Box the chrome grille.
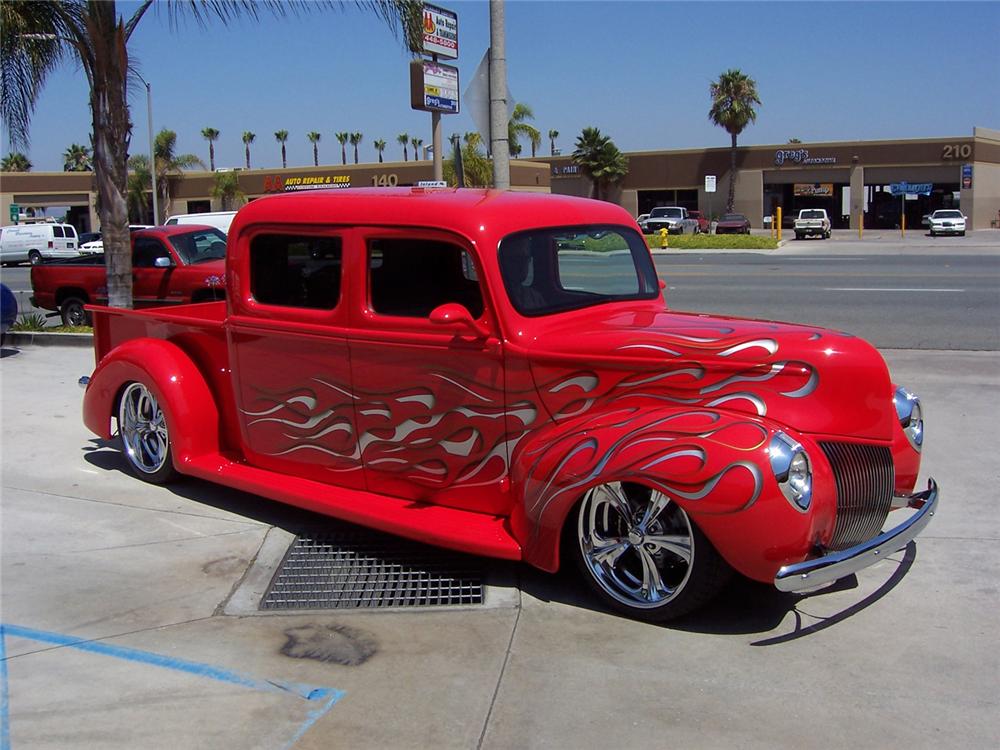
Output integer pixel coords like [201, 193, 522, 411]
[819, 441, 894, 550]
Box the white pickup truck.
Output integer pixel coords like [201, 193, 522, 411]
[794, 209, 831, 240]
[644, 206, 700, 235]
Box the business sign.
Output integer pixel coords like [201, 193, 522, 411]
[9, 203, 19, 222]
[774, 148, 836, 166]
[422, 4, 458, 59]
[704, 175, 717, 193]
[890, 181, 932, 197]
[263, 175, 350, 193]
[417, 180, 448, 188]
[794, 183, 834, 197]
[410, 60, 459, 113]
[962, 164, 973, 189]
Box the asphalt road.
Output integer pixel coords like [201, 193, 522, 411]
[656, 251, 1000, 350]
[5, 241, 999, 347]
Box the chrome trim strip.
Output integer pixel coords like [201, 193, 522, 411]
[774, 479, 938, 593]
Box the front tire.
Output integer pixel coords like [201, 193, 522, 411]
[572, 481, 730, 621]
[28, 250, 42, 265]
[117, 381, 177, 484]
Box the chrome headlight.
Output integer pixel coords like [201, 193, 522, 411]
[894, 386, 923, 452]
[769, 432, 812, 512]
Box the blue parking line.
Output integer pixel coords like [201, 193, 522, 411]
[1, 625, 10, 750]
[0, 623, 344, 749]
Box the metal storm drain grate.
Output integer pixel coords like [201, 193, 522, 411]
[260, 529, 485, 610]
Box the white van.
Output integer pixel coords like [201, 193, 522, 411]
[164, 211, 236, 234]
[0, 222, 80, 265]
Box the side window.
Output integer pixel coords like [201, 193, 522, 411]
[250, 233, 342, 310]
[134, 238, 170, 268]
[64, 225, 77, 238]
[368, 238, 484, 318]
[53, 226, 65, 238]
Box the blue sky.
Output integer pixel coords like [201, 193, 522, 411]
[7, 0, 1000, 172]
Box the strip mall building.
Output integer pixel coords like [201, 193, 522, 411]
[2, 126, 998, 231]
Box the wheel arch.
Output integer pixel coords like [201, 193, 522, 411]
[83, 337, 220, 469]
[56, 287, 90, 306]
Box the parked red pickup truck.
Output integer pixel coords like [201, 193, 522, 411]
[81, 189, 937, 621]
[31, 225, 227, 325]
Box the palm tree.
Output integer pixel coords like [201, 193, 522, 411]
[1, 152, 32, 171]
[548, 129, 559, 156]
[154, 128, 204, 222]
[1, 0, 418, 310]
[708, 68, 761, 212]
[373, 138, 387, 163]
[307, 131, 321, 166]
[336, 132, 349, 165]
[211, 170, 246, 211]
[63, 143, 92, 171]
[349, 132, 363, 164]
[397, 133, 410, 161]
[242, 131, 256, 169]
[571, 127, 629, 201]
[126, 153, 151, 223]
[201, 127, 220, 171]
[443, 132, 491, 187]
[274, 130, 289, 168]
[508, 103, 540, 159]
[410, 137, 423, 160]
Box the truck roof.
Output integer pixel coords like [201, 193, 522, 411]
[228, 188, 636, 240]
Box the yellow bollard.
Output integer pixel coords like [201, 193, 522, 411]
[776, 207, 783, 242]
[901, 211, 906, 239]
[659, 228, 669, 249]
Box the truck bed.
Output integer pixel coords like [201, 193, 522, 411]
[90, 300, 228, 363]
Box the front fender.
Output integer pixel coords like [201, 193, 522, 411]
[83, 338, 220, 470]
[509, 404, 837, 579]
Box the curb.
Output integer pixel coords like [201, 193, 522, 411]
[3, 331, 93, 348]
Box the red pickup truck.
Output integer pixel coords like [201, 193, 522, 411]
[31, 225, 227, 325]
[80, 188, 937, 621]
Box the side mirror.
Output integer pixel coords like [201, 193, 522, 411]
[430, 303, 489, 338]
[154, 257, 172, 268]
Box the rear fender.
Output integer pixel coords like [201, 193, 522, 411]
[83, 338, 220, 469]
[508, 404, 834, 575]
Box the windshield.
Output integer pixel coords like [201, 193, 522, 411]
[168, 227, 228, 264]
[800, 210, 825, 219]
[650, 208, 683, 218]
[498, 225, 659, 316]
[933, 210, 963, 218]
[722, 214, 746, 222]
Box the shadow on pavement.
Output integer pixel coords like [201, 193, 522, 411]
[82, 438, 918, 638]
[518, 542, 917, 641]
[1, 345, 21, 358]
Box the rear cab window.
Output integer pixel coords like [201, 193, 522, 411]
[249, 233, 343, 311]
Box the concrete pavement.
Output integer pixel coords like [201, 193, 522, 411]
[2, 344, 998, 749]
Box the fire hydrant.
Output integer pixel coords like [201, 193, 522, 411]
[659, 228, 669, 249]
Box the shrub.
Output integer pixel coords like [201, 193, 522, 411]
[645, 234, 778, 250]
[11, 313, 46, 331]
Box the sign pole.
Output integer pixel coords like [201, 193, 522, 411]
[431, 52, 443, 181]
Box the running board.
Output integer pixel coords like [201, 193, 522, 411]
[183, 455, 522, 561]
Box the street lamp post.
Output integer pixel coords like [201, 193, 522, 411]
[134, 73, 158, 224]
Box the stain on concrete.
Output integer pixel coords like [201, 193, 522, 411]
[280, 624, 377, 666]
[202, 556, 248, 577]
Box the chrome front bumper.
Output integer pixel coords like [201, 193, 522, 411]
[774, 479, 938, 593]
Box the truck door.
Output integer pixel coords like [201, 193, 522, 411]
[132, 236, 177, 306]
[228, 229, 364, 489]
[348, 229, 510, 515]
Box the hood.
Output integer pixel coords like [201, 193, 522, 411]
[524, 307, 895, 440]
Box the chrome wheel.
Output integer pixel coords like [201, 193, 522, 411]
[577, 482, 695, 610]
[118, 382, 170, 475]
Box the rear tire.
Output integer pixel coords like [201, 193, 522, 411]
[571, 481, 731, 622]
[117, 381, 178, 484]
[60, 296, 90, 327]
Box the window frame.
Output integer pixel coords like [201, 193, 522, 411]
[354, 226, 497, 336]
